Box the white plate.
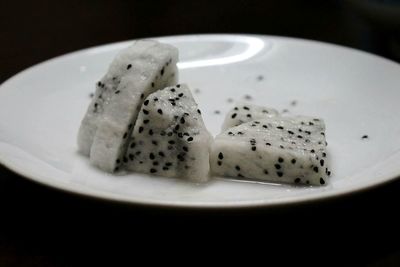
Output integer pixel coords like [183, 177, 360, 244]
[1, 34, 400, 208]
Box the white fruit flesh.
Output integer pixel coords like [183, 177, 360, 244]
[211, 116, 330, 185]
[124, 84, 212, 182]
[77, 40, 178, 172]
[221, 102, 279, 131]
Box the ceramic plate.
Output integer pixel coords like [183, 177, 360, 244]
[1, 34, 400, 208]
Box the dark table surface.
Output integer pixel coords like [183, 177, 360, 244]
[2, 1, 400, 265]
[1, 163, 400, 266]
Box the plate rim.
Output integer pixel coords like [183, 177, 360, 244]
[1, 33, 400, 209]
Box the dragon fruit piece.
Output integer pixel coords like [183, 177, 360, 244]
[124, 84, 212, 182]
[77, 40, 178, 172]
[221, 102, 279, 131]
[211, 116, 330, 185]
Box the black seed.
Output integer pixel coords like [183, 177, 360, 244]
[362, 135, 369, 139]
[143, 109, 149, 115]
[140, 93, 144, 99]
[217, 161, 222, 166]
[114, 167, 119, 172]
[123, 132, 128, 139]
[167, 132, 173, 137]
[163, 167, 169, 171]
[278, 157, 284, 163]
[291, 159, 296, 164]
[320, 159, 324, 166]
[251, 146, 256, 151]
[127, 64, 132, 70]
[266, 143, 271, 146]
[321, 132, 325, 136]
[320, 178, 325, 185]
[160, 68, 164, 75]
[129, 154, 134, 160]
[170, 88, 176, 92]
[322, 152, 327, 157]
[149, 129, 153, 135]
[123, 157, 128, 163]
[261, 125, 268, 129]
[327, 171, 331, 176]
[288, 130, 294, 134]
[305, 131, 311, 135]
[116, 159, 121, 164]
[150, 168, 157, 173]
[297, 135, 303, 139]
[178, 133, 183, 138]
[178, 93, 184, 97]
[94, 103, 98, 108]
[234, 107, 239, 111]
[310, 149, 315, 153]
[237, 174, 244, 178]
[175, 97, 179, 100]
[306, 180, 310, 184]
[277, 171, 283, 177]
[115, 90, 120, 94]
[135, 151, 141, 155]
[305, 139, 310, 143]
[151, 82, 155, 88]
[197, 109, 201, 114]
[158, 152, 165, 157]
[262, 110, 268, 113]
[144, 100, 149, 106]
[128, 123, 133, 129]
[235, 165, 240, 171]
[243, 106, 250, 110]
[274, 164, 281, 170]
[187, 137, 193, 142]
[168, 140, 175, 145]
[298, 129, 303, 132]
[174, 124, 180, 131]
[152, 140, 158, 145]
[166, 162, 172, 167]
[97, 81, 101, 87]
[309, 122, 314, 126]
[313, 166, 319, 173]
[144, 119, 149, 124]
[264, 170, 269, 175]
[277, 126, 284, 130]
[138, 127, 144, 133]
[280, 145, 284, 149]
[237, 131, 243, 135]
[294, 178, 301, 183]
[301, 122, 305, 125]
[180, 117, 185, 124]
[153, 161, 159, 166]
[157, 109, 163, 115]
[228, 132, 233, 136]
[246, 114, 252, 118]
[218, 152, 224, 160]
[231, 113, 237, 119]
[149, 153, 155, 160]
[183, 146, 189, 152]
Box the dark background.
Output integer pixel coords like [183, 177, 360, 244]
[1, 0, 400, 266]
